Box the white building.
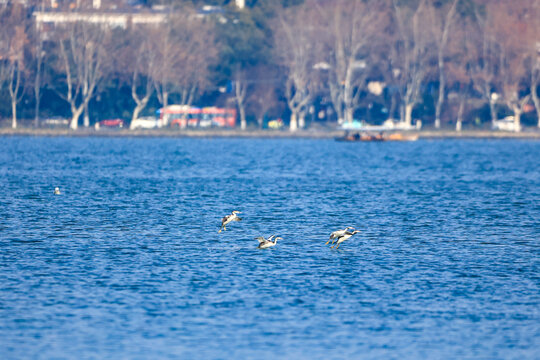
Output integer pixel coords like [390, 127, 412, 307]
[34, 10, 167, 29]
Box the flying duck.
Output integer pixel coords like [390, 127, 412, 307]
[256, 234, 282, 249]
[331, 230, 361, 249]
[218, 211, 242, 233]
[326, 226, 355, 245]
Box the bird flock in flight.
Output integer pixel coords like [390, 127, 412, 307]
[53, 187, 360, 249]
[218, 210, 360, 249]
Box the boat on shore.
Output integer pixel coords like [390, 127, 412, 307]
[335, 132, 419, 142]
[385, 133, 419, 141]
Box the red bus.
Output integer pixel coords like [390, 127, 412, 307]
[159, 105, 201, 128]
[201, 107, 236, 128]
[158, 105, 236, 128]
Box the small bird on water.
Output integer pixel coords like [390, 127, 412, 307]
[218, 211, 242, 233]
[256, 234, 282, 249]
[331, 230, 361, 249]
[326, 226, 355, 245]
[54, 187, 61, 195]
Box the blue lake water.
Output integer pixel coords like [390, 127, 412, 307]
[0, 137, 539, 359]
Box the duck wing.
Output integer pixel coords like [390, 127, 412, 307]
[330, 230, 345, 239]
[254, 236, 266, 243]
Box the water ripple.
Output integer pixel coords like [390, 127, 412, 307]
[0, 137, 539, 359]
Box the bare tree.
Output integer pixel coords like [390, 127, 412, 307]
[446, 17, 476, 131]
[320, 0, 386, 125]
[55, 22, 110, 130]
[527, 0, 540, 127]
[0, 6, 11, 123]
[492, 1, 532, 131]
[274, 1, 321, 131]
[233, 68, 248, 130]
[151, 11, 215, 113]
[391, 0, 432, 127]
[0, 4, 27, 128]
[7, 25, 27, 129]
[250, 88, 277, 129]
[32, 25, 45, 127]
[247, 67, 279, 129]
[532, 55, 540, 127]
[131, 44, 154, 127]
[115, 28, 156, 128]
[428, 0, 459, 129]
[470, 4, 501, 127]
[175, 15, 215, 109]
[29, 0, 48, 128]
[150, 24, 180, 110]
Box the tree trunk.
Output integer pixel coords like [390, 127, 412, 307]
[234, 79, 247, 130]
[405, 103, 413, 127]
[163, 92, 169, 109]
[289, 112, 298, 132]
[8, 61, 21, 130]
[130, 73, 153, 129]
[389, 93, 397, 120]
[70, 107, 83, 130]
[239, 106, 246, 130]
[130, 102, 145, 129]
[435, 71, 444, 129]
[298, 114, 305, 129]
[489, 100, 497, 127]
[531, 82, 540, 128]
[34, 92, 41, 128]
[83, 102, 90, 127]
[456, 96, 465, 132]
[345, 107, 354, 123]
[334, 100, 344, 124]
[513, 107, 522, 132]
[70, 117, 78, 130]
[11, 101, 17, 129]
[34, 38, 43, 128]
[34, 71, 41, 127]
[434, 0, 457, 129]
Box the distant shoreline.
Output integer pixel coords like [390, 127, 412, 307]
[1, 127, 540, 139]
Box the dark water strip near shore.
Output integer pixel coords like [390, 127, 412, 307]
[1, 127, 540, 139]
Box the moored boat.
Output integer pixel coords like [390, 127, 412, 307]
[335, 132, 419, 142]
[384, 133, 419, 141]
